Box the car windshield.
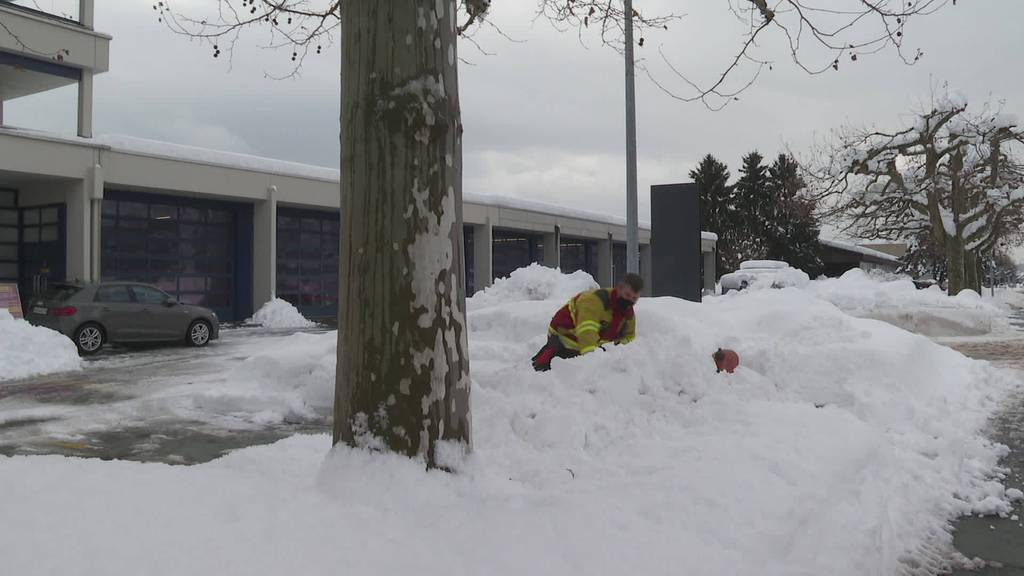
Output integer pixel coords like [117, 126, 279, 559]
[41, 284, 82, 302]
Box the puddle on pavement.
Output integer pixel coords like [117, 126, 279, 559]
[0, 421, 330, 465]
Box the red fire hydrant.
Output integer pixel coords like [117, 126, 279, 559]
[713, 348, 740, 374]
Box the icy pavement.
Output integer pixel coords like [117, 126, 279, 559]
[0, 327, 331, 464]
[947, 307, 1024, 575]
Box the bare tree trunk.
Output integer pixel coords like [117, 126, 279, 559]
[964, 250, 980, 293]
[335, 0, 471, 468]
[946, 235, 966, 295]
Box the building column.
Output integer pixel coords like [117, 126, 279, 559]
[472, 220, 493, 292]
[543, 225, 560, 269]
[79, 0, 95, 28]
[703, 250, 716, 293]
[0, 100, 4, 126]
[64, 181, 91, 283]
[86, 163, 103, 282]
[597, 233, 613, 287]
[77, 71, 93, 138]
[253, 185, 278, 309]
[640, 243, 653, 294]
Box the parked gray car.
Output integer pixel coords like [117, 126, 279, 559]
[25, 281, 219, 355]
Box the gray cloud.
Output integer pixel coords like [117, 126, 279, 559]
[6, 0, 1024, 259]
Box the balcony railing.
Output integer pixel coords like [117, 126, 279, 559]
[0, 1, 81, 25]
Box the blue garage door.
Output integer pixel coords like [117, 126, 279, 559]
[276, 207, 339, 319]
[560, 237, 599, 279]
[492, 229, 544, 281]
[101, 191, 253, 321]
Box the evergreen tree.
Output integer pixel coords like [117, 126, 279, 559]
[731, 151, 770, 267]
[690, 155, 734, 278]
[765, 154, 823, 277]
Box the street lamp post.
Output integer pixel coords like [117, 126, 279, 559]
[623, 0, 640, 274]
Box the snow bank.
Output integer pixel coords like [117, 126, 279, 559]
[467, 263, 598, 311]
[0, 310, 80, 382]
[0, 271, 1017, 575]
[807, 269, 1000, 337]
[185, 331, 335, 425]
[247, 298, 316, 329]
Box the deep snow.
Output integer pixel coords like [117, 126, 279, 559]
[0, 267, 1020, 575]
[803, 268, 1001, 337]
[0, 309, 80, 382]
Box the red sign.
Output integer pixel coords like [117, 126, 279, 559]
[0, 283, 23, 319]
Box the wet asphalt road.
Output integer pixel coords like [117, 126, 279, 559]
[0, 327, 331, 464]
[948, 309, 1024, 575]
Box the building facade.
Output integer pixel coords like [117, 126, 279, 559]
[0, 1, 716, 320]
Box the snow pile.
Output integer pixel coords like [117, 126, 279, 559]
[749, 266, 811, 290]
[0, 270, 1017, 575]
[247, 298, 316, 329]
[0, 309, 80, 382]
[467, 263, 598, 311]
[186, 331, 335, 425]
[806, 268, 1000, 336]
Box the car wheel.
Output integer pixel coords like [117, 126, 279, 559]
[74, 323, 105, 356]
[187, 319, 212, 347]
[740, 281, 749, 290]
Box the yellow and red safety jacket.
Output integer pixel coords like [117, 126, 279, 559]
[548, 288, 636, 354]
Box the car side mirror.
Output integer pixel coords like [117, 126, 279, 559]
[163, 299, 179, 307]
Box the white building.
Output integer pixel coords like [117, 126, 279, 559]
[0, 1, 716, 320]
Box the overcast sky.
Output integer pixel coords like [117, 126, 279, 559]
[7, 0, 1024, 258]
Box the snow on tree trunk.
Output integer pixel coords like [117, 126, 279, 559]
[335, 0, 471, 468]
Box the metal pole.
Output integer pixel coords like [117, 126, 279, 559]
[624, 0, 640, 274]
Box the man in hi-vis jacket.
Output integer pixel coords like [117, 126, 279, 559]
[531, 273, 642, 372]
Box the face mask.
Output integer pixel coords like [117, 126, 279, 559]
[620, 298, 636, 310]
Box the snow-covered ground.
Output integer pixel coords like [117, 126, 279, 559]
[1, 267, 1021, 575]
[798, 268, 1002, 337]
[0, 310, 80, 382]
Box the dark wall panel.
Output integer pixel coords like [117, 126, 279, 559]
[651, 183, 701, 302]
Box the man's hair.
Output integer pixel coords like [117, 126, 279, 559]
[620, 273, 644, 292]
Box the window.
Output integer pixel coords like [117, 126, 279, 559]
[276, 208, 340, 315]
[0, 189, 16, 282]
[492, 229, 543, 281]
[101, 195, 236, 314]
[560, 237, 599, 278]
[19, 206, 62, 248]
[131, 285, 169, 305]
[95, 285, 133, 303]
[613, 243, 627, 283]
[42, 284, 82, 302]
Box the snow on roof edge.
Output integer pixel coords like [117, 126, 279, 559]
[464, 192, 717, 240]
[96, 135, 341, 182]
[820, 238, 900, 262]
[0, 128, 717, 239]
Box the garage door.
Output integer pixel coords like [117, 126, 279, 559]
[101, 191, 253, 321]
[276, 207, 339, 319]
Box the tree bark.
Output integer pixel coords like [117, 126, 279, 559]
[964, 250, 980, 293]
[335, 0, 471, 468]
[945, 235, 966, 295]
